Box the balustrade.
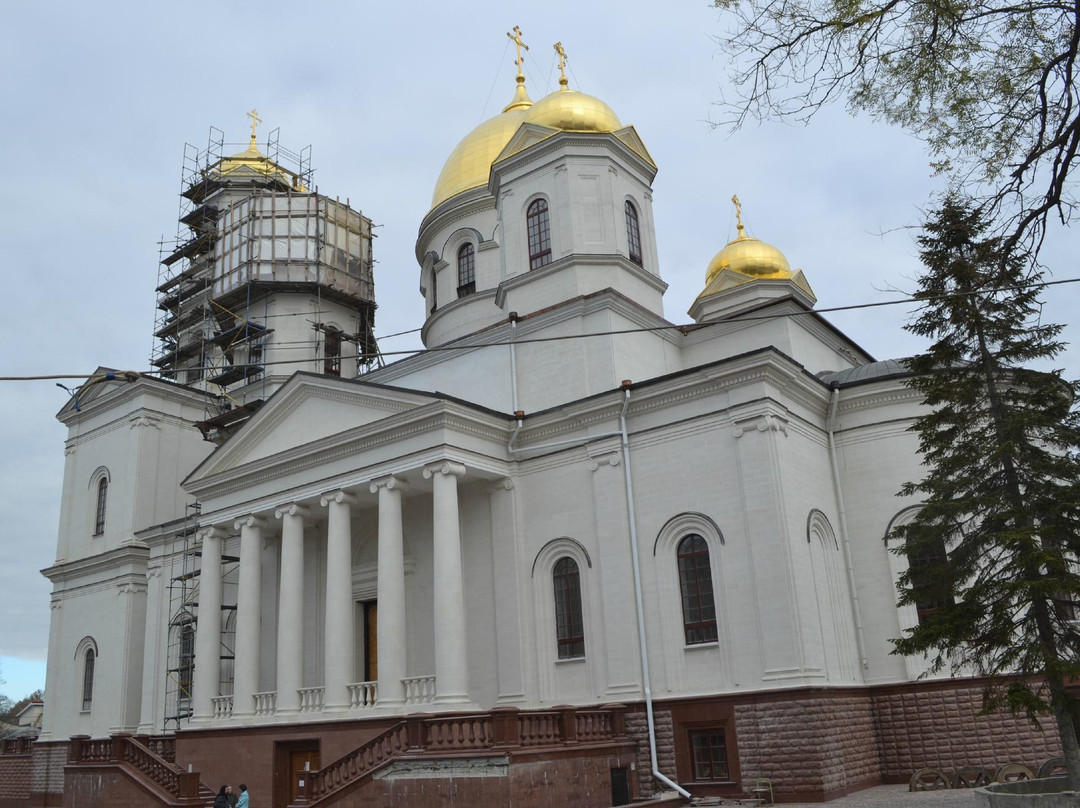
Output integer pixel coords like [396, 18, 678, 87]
[211, 695, 234, 720]
[253, 691, 277, 716]
[347, 681, 378, 708]
[299, 686, 325, 713]
[402, 675, 436, 705]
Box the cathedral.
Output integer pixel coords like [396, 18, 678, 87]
[19, 31, 1062, 808]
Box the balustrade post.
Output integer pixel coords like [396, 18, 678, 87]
[602, 703, 627, 738]
[406, 714, 432, 750]
[490, 706, 521, 749]
[555, 705, 578, 744]
[294, 772, 311, 804]
[110, 732, 131, 762]
[178, 771, 202, 799]
[68, 735, 89, 763]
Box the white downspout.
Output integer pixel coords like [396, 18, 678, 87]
[509, 312, 520, 415]
[618, 384, 692, 799]
[827, 384, 869, 669]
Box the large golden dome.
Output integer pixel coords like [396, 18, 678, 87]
[705, 223, 792, 286]
[523, 87, 621, 133]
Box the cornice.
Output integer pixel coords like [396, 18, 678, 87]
[493, 253, 667, 309]
[419, 288, 500, 346]
[59, 377, 212, 427]
[42, 542, 150, 584]
[66, 407, 194, 449]
[417, 190, 497, 258]
[490, 131, 658, 192]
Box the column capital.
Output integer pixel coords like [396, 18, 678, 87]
[488, 477, 514, 494]
[275, 502, 311, 520]
[234, 514, 268, 531]
[422, 461, 466, 480]
[197, 525, 228, 543]
[320, 489, 359, 508]
[370, 475, 410, 495]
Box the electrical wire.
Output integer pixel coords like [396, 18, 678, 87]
[4, 275, 1077, 382]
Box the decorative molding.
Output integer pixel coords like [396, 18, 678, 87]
[129, 414, 161, 430]
[488, 478, 514, 494]
[116, 581, 146, 596]
[588, 453, 620, 472]
[733, 413, 788, 438]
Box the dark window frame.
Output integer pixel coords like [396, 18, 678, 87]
[689, 728, 731, 782]
[82, 648, 95, 711]
[907, 534, 955, 624]
[677, 534, 718, 644]
[553, 556, 585, 659]
[324, 329, 342, 377]
[527, 199, 552, 270]
[457, 243, 476, 297]
[625, 200, 643, 266]
[93, 477, 108, 536]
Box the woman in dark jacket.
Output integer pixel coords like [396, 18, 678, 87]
[213, 785, 230, 808]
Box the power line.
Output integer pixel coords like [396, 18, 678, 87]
[3, 275, 1078, 382]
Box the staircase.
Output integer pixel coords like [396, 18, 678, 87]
[67, 733, 214, 806]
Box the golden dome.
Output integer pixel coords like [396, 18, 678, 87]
[212, 138, 304, 190]
[705, 221, 792, 287]
[523, 87, 621, 133]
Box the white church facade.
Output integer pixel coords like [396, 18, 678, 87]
[21, 35, 1064, 808]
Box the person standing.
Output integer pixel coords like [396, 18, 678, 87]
[236, 784, 250, 808]
[225, 785, 238, 807]
[213, 786, 229, 808]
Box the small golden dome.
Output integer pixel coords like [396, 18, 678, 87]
[523, 87, 621, 133]
[705, 224, 792, 286]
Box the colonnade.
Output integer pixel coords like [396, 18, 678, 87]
[191, 461, 468, 721]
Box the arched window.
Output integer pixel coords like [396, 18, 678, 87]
[457, 243, 476, 297]
[324, 328, 342, 376]
[93, 477, 108, 536]
[553, 557, 585, 659]
[907, 533, 954, 624]
[527, 199, 552, 270]
[678, 534, 718, 644]
[82, 648, 95, 711]
[625, 201, 642, 265]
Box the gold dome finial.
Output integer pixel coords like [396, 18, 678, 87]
[246, 108, 263, 150]
[731, 193, 747, 240]
[503, 26, 534, 112]
[554, 41, 569, 91]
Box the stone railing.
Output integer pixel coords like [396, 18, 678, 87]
[68, 733, 205, 804]
[289, 704, 628, 808]
[402, 675, 436, 705]
[347, 681, 377, 709]
[254, 691, 276, 716]
[299, 687, 325, 713]
[0, 736, 34, 755]
[211, 695, 233, 719]
[141, 735, 176, 762]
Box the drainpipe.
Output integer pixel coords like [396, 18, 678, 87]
[509, 312, 520, 415]
[826, 384, 869, 670]
[618, 382, 692, 800]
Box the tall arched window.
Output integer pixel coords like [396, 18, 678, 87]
[323, 328, 342, 376]
[907, 533, 954, 624]
[678, 534, 718, 644]
[457, 243, 476, 297]
[553, 556, 584, 659]
[625, 200, 643, 265]
[94, 478, 108, 536]
[82, 648, 95, 711]
[527, 199, 552, 270]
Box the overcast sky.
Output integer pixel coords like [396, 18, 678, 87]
[1, 1, 1077, 701]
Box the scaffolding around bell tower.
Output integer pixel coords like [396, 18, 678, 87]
[150, 122, 380, 442]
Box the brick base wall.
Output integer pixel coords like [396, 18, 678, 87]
[0, 753, 32, 808]
[624, 708, 675, 798]
[733, 691, 880, 801]
[872, 680, 1063, 779]
[30, 741, 67, 807]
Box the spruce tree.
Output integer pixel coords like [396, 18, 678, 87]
[891, 196, 1080, 789]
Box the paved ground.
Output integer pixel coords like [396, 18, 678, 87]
[776, 784, 978, 808]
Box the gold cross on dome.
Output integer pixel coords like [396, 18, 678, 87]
[247, 109, 263, 144]
[731, 194, 746, 236]
[554, 41, 569, 88]
[507, 26, 529, 76]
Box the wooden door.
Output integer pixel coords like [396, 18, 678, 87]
[363, 600, 378, 682]
[289, 749, 320, 804]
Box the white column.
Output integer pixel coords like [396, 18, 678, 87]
[320, 490, 357, 711]
[370, 475, 409, 707]
[192, 526, 225, 721]
[423, 461, 469, 704]
[275, 503, 309, 714]
[233, 515, 265, 718]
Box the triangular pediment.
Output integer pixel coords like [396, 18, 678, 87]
[187, 374, 439, 481]
[496, 122, 560, 162]
[612, 126, 656, 168]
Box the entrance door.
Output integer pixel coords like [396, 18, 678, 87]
[363, 600, 378, 682]
[289, 749, 320, 804]
[273, 741, 319, 808]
